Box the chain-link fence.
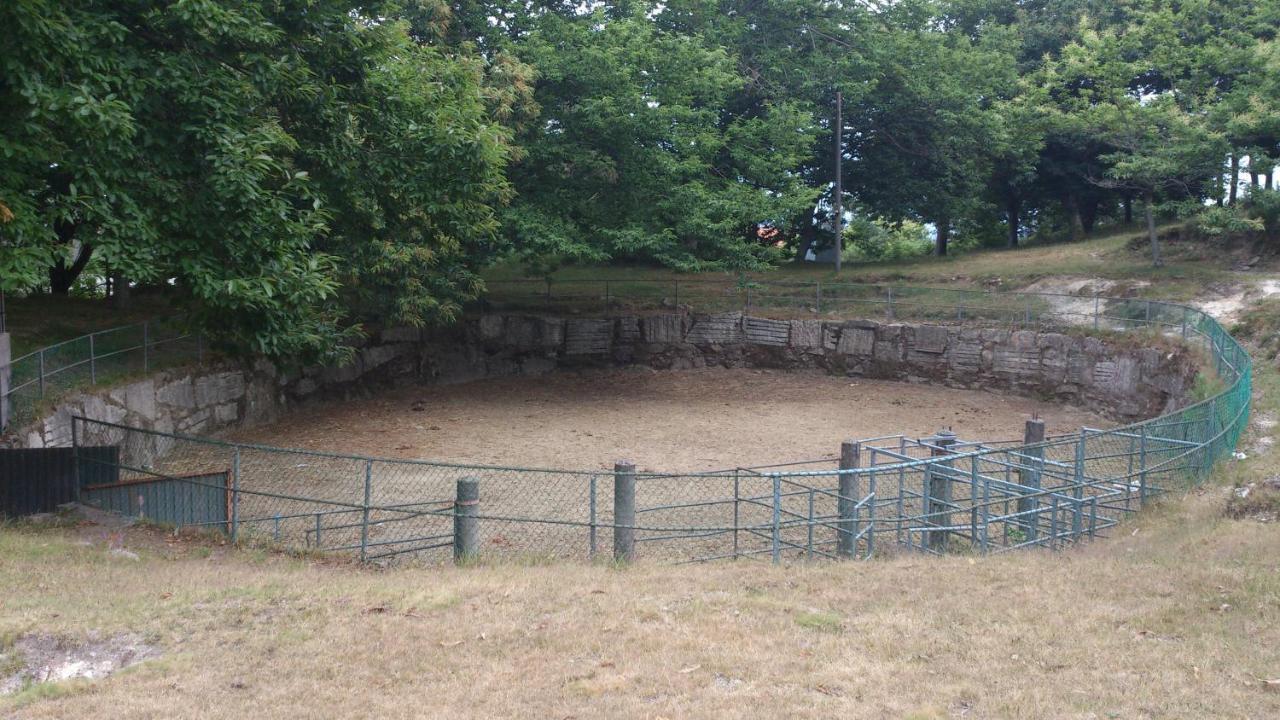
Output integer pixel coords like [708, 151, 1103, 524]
[53, 281, 1247, 564]
[3, 318, 201, 430]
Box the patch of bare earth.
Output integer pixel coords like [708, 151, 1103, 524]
[232, 367, 1110, 471]
[1195, 278, 1280, 326]
[0, 633, 157, 696]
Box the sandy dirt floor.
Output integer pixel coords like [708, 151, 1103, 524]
[234, 368, 1109, 472]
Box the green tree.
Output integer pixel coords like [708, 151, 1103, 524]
[504, 7, 819, 271]
[1095, 99, 1227, 266]
[0, 0, 510, 361]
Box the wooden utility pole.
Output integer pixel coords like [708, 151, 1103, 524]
[833, 90, 843, 274]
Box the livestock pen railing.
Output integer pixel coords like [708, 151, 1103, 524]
[1, 317, 202, 430]
[62, 280, 1250, 565]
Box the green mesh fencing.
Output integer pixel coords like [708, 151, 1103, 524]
[57, 282, 1248, 564]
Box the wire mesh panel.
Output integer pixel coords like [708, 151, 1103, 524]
[49, 282, 1251, 565]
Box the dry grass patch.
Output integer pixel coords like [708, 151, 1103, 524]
[1, 484, 1278, 719]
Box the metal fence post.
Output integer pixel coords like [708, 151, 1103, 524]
[815, 281, 822, 313]
[770, 474, 781, 564]
[1138, 424, 1148, 506]
[886, 286, 895, 320]
[588, 475, 598, 559]
[231, 447, 240, 542]
[89, 332, 96, 384]
[196, 333, 204, 364]
[142, 321, 150, 372]
[1203, 398, 1218, 477]
[806, 489, 815, 558]
[454, 477, 480, 564]
[38, 348, 45, 398]
[1072, 430, 1086, 538]
[866, 469, 877, 558]
[613, 460, 636, 562]
[360, 460, 372, 562]
[837, 440, 860, 557]
[0, 330, 10, 430]
[1049, 495, 1060, 549]
[732, 469, 740, 559]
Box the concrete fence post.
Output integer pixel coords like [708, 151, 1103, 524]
[1018, 419, 1045, 542]
[926, 430, 957, 552]
[837, 440, 860, 557]
[613, 460, 636, 562]
[1072, 430, 1086, 538]
[454, 477, 480, 564]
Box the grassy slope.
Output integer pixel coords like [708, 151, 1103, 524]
[485, 222, 1234, 302]
[4, 230, 1280, 718]
[4, 295, 173, 358]
[2, 482, 1278, 719]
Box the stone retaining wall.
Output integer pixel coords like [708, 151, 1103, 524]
[13, 310, 1199, 448]
[441, 311, 1197, 421]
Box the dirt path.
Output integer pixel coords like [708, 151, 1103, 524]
[234, 368, 1108, 472]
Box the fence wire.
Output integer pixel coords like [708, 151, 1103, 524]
[52, 281, 1248, 565]
[4, 317, 200, 429]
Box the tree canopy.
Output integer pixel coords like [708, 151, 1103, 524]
[2, 0, 1277, 359]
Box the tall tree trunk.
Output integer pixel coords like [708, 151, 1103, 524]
[1006, 194, 1020, 249]
[935, 217, 950, 256]
[1228, 153, 1239, 206]
[1145, 189, 1161, 268]
[1123, 194, 1133, 224]
[793, 203, 820, 262]
[1080, 197, 1098, 235]
[48, 222, 92, 295]
[1268, 169, 1275, 191]
[1064, 195, 1084, 242]
[111, 273, 131, 309]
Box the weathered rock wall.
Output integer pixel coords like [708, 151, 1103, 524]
[13, 310, 1199, 448]
[427, 311, 1198, 421]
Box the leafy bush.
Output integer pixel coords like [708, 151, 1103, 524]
[1245, 188, 1280, 243]
[841, 218, 933, 263]
[1186, 205, 1263, 241]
